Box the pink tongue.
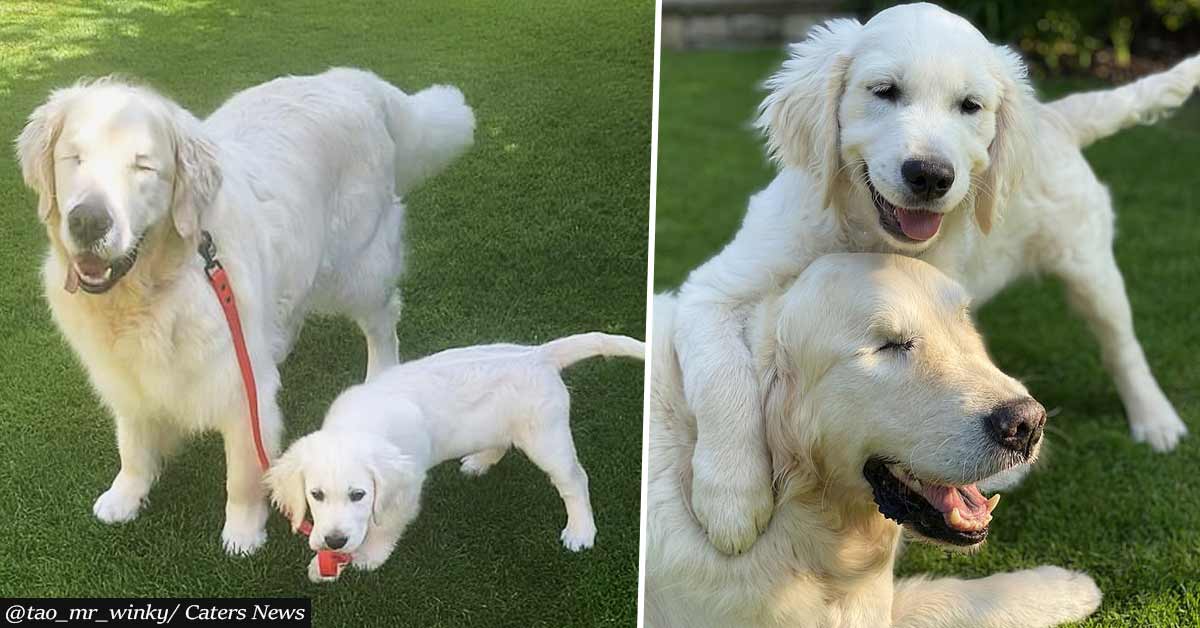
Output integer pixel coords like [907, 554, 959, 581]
[919, 483, 989, 521]
[75, 253, 109, 279]
[895, 208, 943, 241]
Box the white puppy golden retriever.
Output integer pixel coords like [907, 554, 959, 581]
[646, 253, 1101, 628]
[677, 2, 1200, 554]
[15, 68, 474, 554]
[265, 332, 644, 582]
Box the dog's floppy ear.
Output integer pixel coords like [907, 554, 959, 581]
[759, 283, 837, 500]
[168, 107, 221, 239]
[265, 437, 312, 532]
[756, 19, 862, 210]
[367, 443, 425, 524]
[975, 46, 1034, 235]
[16, 86, 82, 222]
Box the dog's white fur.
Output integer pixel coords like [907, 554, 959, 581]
[15, 68, 475, 554]
[264, 332, 644, 582]
[676, 2, 1200, 554]
[646, 253, 1102, 628]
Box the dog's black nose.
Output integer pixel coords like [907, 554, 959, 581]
[901, 159, 954, 200]
[67, 198, 113, 247]
[985, 398, 1046, 456]
[323, 533, 348, 550]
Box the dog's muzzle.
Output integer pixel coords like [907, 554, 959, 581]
[64, 236, 144, 295]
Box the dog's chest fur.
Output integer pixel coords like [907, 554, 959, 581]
[747, 503, 900, 627]
[42, 246, 240, 427]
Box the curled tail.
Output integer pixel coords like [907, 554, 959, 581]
[1047, 53, 1200, 148]
[541, 332, 645, 370]
[384, 82, 476, 193]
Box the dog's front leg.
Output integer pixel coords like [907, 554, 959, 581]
[351, 527, 401, 573]
[674, 300, 773, 555]
[352, 497, 419, 573]
[94, 414, 182, 523]
[891, 566, 1101, 628]
[219, 366, 282, 556]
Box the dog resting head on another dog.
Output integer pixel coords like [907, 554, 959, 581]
[646, 254, 1099, 627]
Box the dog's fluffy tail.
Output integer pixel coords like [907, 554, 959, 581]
[384, 82, 475, 194]
[1047, 53, 1200, 148]
[541, 332, 645, 370]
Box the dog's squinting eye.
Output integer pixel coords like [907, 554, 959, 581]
[310, 489, 325, 502]
[348, 489, 366, 502]
[960, 99, 982, 114]
[878, 339, 916, 353]
[133, 163, 156, 173]
[871, 84, 901, 102]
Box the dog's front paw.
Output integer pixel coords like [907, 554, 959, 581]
[1129, 403, 1188, 452]
[352, 543, 395, 571]
[92, 487, 144, 524]
[560, 520, 597, 552]
[221, 507, 268, 556]
[690, 451, 773, 555]
[308, 556, 340, 584]
[1027, 566, 1102, 624]
[221, 525, 266, 556]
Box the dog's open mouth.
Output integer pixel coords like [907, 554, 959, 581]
[863, 457, 999, 547]
[866, 175, 944, 243]
[64, 241, 142, 295]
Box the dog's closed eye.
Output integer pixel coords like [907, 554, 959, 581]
[871, 83, 901, 102]
[349, 489, 366, 502]
[133, 154, 156, 172]
[878, 339, 916, 353]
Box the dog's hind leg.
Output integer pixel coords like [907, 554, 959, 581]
[357, 288, 402, 382]
[892, 566, 1101, 627]
[1053, 240, 1187, 452]
[515, 395, 596, 551]
[348, 195, 406, 382]
[93, 414, 184, 524]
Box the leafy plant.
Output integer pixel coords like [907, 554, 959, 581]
[848, 1, 1200, 76]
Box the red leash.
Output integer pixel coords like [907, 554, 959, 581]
[198, 231, 350, 577]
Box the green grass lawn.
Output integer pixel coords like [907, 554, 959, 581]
[657, 50, 1200, 627]
[0, 2, 651, 626]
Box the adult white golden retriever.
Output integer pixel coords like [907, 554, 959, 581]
[645, 253, 1102, 628]
[15, 68, 474, 554]
[264, 332, 644, 582]
[677, 2, 1200, 554]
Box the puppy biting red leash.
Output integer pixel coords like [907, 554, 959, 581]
[198, 231, 350, 578]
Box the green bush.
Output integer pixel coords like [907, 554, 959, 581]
[849, 1, 1200, 77]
